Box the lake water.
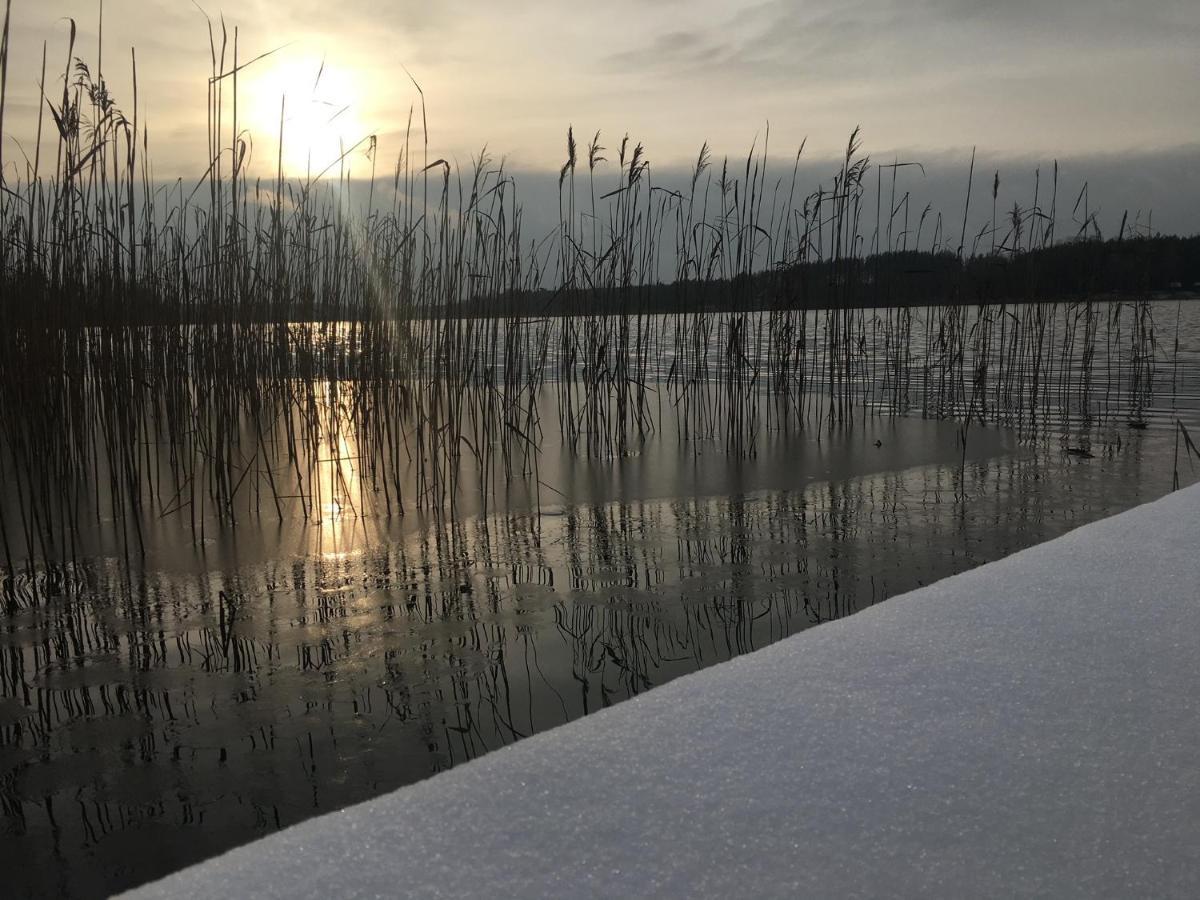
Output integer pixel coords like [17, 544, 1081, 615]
[1, 299, 1198, 896]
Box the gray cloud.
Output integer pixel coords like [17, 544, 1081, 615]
[605, 0, 1200, 80]
[502, 143, 1200, 248]
[1, 1, 1195, 187]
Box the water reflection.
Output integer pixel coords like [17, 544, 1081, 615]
[0, 415, 1194, 896]
[1, 299, 1198, 894]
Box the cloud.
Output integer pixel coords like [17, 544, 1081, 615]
[608, 30, 721, 70]
[491, 143, 1200, 253]
[604, 0, 1200, 81]
[1, 0, 1196, 182]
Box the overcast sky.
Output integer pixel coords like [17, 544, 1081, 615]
[3, 0, 1198, 231]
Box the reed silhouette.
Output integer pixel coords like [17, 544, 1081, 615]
[0, 9, 1191, 586]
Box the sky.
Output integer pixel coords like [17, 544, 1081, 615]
[3, 0, 1199, 233]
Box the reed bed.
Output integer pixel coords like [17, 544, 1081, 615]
[0, 9, 1186, 586]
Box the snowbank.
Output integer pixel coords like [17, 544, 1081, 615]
[126, 484, 1200, 899]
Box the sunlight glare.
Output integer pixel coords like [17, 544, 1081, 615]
[244, 55, 368, 178]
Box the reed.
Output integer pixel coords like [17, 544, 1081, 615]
[0, 8, 1186, 588]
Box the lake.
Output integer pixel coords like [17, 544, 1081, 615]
[1, 299, 1198, 896]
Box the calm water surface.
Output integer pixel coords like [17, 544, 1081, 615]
[2, 301, 1199, 897]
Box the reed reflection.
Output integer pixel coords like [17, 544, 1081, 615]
[3, 423, 1195, 896]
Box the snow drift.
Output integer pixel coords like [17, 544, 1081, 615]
[127, 483, 1200, 899]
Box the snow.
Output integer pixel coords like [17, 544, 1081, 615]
[125, 483, 1200, 899]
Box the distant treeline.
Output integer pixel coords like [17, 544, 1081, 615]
[478, 235, 1200, 318]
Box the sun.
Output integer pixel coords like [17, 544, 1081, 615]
[243, 55, 368, 179]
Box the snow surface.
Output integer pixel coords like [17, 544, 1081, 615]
[126, 484, 1200, 899]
